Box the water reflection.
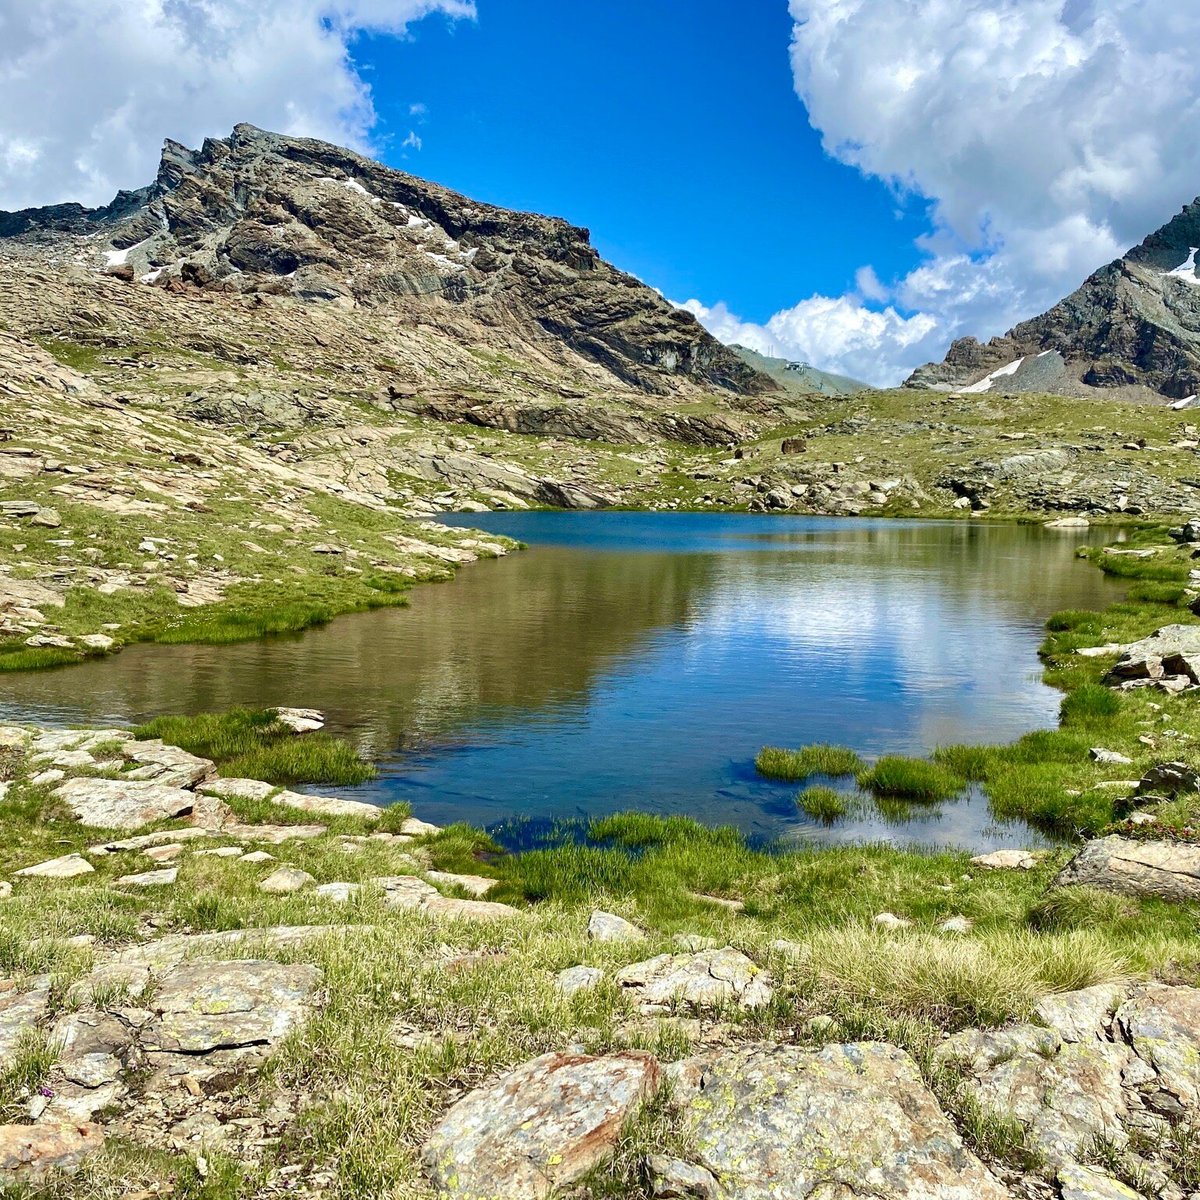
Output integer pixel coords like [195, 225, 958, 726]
[0, 515, 1121, 848]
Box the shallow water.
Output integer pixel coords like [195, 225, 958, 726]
[0, 514, 1123, 849]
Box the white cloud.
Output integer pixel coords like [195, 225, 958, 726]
[690, 0, 1200, 385]
[0, 0, 474, 211]
[401, 130, 424, 151]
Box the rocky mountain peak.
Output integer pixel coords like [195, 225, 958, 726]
[0, 124, 770, 398]
[908, 194, 1200, 401]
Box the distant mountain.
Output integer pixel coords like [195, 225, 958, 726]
[907, 198, 1200, 402]
[731, 345, 870, 396]
[0, 123, 771, 400]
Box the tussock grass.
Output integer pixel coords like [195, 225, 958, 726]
[796, 785, 850, 822]
[135, 708, 375, 786]
[856, 756, 964, 801]
[755, 744, 864, 782]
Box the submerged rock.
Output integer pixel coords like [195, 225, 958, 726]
[421, 1050, 660, 1199]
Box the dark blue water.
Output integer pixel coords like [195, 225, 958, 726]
[0, 513, 1122, 849]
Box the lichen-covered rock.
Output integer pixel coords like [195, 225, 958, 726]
[1057, 1162, 1147, 1200]
[1115, 984, 1200, 1115]
[120, 739, 214, 787]
[672, 1042, 1010, 1198]
[0, 1122, 103, 1186]
[1035, 984, 1128, 1043]
[421, 1050, 660, 1199]
[645, 1155, 721, 1199]
[556, 966, 603, 997]
[1053, 836, 1200, 901]
[53, 777, 196, 830]
[937, 1024, 1130, 1164]
[615, 948, 772, 1012]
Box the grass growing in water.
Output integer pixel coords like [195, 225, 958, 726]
[857, 756, 965, 801]
[134, 708, 376, 787]
[755, 744, 865, 782]
[796, 785, 850, 822]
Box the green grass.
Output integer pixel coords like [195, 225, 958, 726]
[755, 744, 865, 782]
[856, 756, 965, 801]
[796, 785, 850, 822]
[133, 708, 376, 786]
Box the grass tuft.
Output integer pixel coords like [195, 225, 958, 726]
[755, 744, 865, 782]
[857, 756, 964, 801]
[796, 785, 850, 822]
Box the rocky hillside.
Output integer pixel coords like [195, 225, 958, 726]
[908, 197, 1200, 401]
[0, 123, 768, 399]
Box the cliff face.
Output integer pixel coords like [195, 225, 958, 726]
[907, 198, 1200, 400]
[0, 124, 769, 399]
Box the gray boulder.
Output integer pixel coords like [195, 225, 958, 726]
[53, 777, 196, 830]
[1053, 836, 1200, 901]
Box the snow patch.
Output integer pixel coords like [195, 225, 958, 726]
[318, 175, 383, 205]
[1171, 394, 1197, 410]
[1166, 247, 1200, 286]
[961, 357, 1024, 393]
[423, 249, 464, 274]
[102, 234, 151, 267]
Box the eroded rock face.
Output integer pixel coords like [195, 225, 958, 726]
[421, 1050, 661, 1199]
[671, 1042, 1010, 1199]
[1115, 985, 1200, 1116]
[1053, 836, 1200, 901]
[615, 948, 773, 1012]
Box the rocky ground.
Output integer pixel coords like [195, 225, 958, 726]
[0, 708, 1197, 1200]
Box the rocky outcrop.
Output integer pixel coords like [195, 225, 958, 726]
[1053, 836, 1200, 901]
[421, 1050, 661, 1199]
[0, 124, 771, 400]
[670, 1042, 1011, 1198]
[614, 947, 773, 1012]
[908, 197, 1200, 400]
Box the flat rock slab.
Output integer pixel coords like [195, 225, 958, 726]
[427, 870, 498, 897]
[54, 777, 197, 830]
[615, 947, 773, 1012]
[115, 867, 178, 887]
[273, 790, 381, 821]
[672, 1042, 1009, 1199]
[120, 740, 214, 788]
[1035, 984, 1127, 1043]
[588, 910, 645, 942]
[1053, 836, 1200, 901]
[421, 1050, 660, 1199]
[0, 1122, 103, 1186]
[15, 853, 94, 879]
[971, 849, 1043, 870]
[373, 875, 520, 921]
[258, 866, 315, 893]
[1107, 624, 1200, 680]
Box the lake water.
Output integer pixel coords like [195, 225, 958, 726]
[0, 514, 1123, 849]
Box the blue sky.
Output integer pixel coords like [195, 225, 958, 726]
[358, 1, 930, 328]
[4, 1, 1200, 383]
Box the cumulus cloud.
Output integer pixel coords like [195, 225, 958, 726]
[687, 0, 1200, 385]
[0, 0, 474, 211]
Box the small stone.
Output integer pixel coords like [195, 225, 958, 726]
[1089, 747, 1134, 765]
[239, 850, 276, 864]
[142, 843, 185, 862]
[15, 853, 94, 879]
[77, 633, 114, 651]
[970, 849, 1042, 870]
[315, 882, 360, 903]
[938, 915, 974, 934]
[258, 866, 315, 894]
[273, 707, 326, 733]
[587, 910, 646, 942]
[0, 883, 10, 901]
[399, 816, 442, 836]
[645, 1155, 721, 1199]
[115, 867, 178, 887]
[556, 966, 603, 997]
[873, 912, 913, 929]
[616, 948, 772, 1011]
[195, 846, 244, 858]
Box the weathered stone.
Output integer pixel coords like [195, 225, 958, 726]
[239, 849, 276, 864]
[114, 925, 349, 970]
[373, 874, 438, 908]
[1090, 748, 1134, 766]
[937, 1024, 1129, 1164]
[0, 882, 10, 900]
[1054, 836, 1200, 901]
[427, 870, 498, 897]
[587, 910, 646, 942]
[15, 852, 94, 879]
[615, 948, 772, 1011]
[89, 828, 212, 855]
[1036, 984, 1127, 1043]
[273, 706, 325, 733]
[258, 866, 315, 893]
[674, 1042, 1009, 1199]
[1135, 761, 1200, 797]
[0, 1122, 103, 1186]
[142, 842, 185, 862]
[115, 866, 178, 887]
[1107, 626, 1200, 683]
[120, 739, 214, 787]
[399, 816, 442, 836]
[315, 881, 361, 903]
[646, 1155, 721, 1199]
[421, 1050, 660, 1199]
[556, 966, 603, 997]
[873, 911, 913, 929]
[272, 790, 381, 821]
[421, 895, 522, 922]
[970, 849, 1042, 870]
[1116, 985, 1200, 1114]
[196, 777, 276, 801]
[53, 776, 196, 830]
[0, 983, 49, 1070]
[1057, 1163, 1146, 1200]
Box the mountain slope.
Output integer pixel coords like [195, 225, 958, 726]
[907, 197, 1200, 401]
[731, 344, 871, 396]
[0, 123, 770, 400]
